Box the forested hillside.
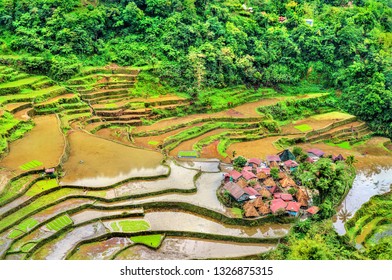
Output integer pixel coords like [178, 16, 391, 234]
[0, 0, 391, 137]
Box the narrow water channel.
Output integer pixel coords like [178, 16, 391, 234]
[333, 166, 392, 235]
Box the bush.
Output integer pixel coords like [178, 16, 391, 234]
[233, 156, 247, 169]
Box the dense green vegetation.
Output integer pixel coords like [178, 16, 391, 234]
[0, 0, 390, 137]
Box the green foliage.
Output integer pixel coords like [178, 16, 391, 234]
[19, 160, 43, 171]
[270, 167, 279, 180]
[233, 156, 247, 169]
[261, 220, 360, 260]
[8, 218, 39, 239]
[46, 214, 73, 231]
[130, 234, 164, 249]
[110, 220, 150, 233]
[294, 158, 356, 216]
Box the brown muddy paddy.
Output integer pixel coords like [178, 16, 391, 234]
[69, 237, 131, 260]
[226, 136, 293, 161]
[133, 124, 204, 149]
[0, 115, 65, 173]
[60, 131, 167, 187]
[170, 128, 228, 158]
[114, 237, 275, 260]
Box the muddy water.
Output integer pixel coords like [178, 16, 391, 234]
[115, 237, 275, 260]
[69, 237, 131, 260]
[36, 222, 107, 260]
[176, 159, 221, 172]
[333, 167, 392, 235]
[60, 131, 167, 187]
[112, 161, 197, 197]
[145, 211, 290, 238]
[122, 172, 228, 214]
[0, 115, 65, 173]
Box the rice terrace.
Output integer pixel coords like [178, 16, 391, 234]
[0, 0, 391, 261]
[0, 63, 390, 260]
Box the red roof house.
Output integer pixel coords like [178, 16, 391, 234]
[241, 169, 257, 181]
[223, 182, 249, 202]
[284, 160, 299, 168]
[244, 187, 260, 196]
[286, 201, 301, 212]
[270, 199, 287, 214]
[224, 170, 242, 181]
[267, 155, 281, 162]
[248, 158, 262, 166]
[307, 206, 320, 215]
[307, 148, 325, 158]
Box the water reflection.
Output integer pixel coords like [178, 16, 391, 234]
[334, 167, 392, 235]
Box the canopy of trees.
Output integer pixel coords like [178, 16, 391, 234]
[0, 0, 391, 136]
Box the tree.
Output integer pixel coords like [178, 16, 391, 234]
[270, 167, 279, 180]
[233, 156, 247, 169]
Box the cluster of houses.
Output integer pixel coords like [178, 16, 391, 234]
[221, 148, 343, 218]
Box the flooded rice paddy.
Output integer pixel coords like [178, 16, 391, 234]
[0, 115, 65, 173]
[60, 131, 167, 187]
[114, 237, 275, 260]
[333, 166, 392, 235]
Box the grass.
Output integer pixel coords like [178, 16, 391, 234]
[130, 234, 164, 249]
[178, 150, 198, 158]
[19, 160, 43, 171]
[230, 207, 243, 218]
[294, 124, 313, 132]
[326, 140, 365, 150]
[110, 220, 150, 233]
[7, 218, 39, 239]
[46, 214, 73, 231]
[0, 111, 19, 135]
[105, 103, 117, 109]
[0, 76, 45, 89]
[0, 175, 33, 205]
[311, 111, 354, 120]
[26, 179, 58, 197]
[21, 242, 37, 253]
[148, 140, 159, 146]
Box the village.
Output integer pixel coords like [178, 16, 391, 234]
[221, 148, 345, 219]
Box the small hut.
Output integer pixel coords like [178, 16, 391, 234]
[280, 177, 296, 188]
[278, 149, 296, 162]
[244, 187, 260, 197]
[224, 170, 243, 182]
[237, 178, 248, 188]
[253, 183, 262, 192]
[278, 171, 287, 180]
[307, 206, 320, 215]
[257, 171, 269, 180]
[333, 154, 345, 162]
[243, 201, 260, 218]
[241, 169, 257, 181]
[267, 155, 281, 166]
[307, 148, 324, 159]
[254, 197, 271, 215]
[281, 193, 294, 201]
[286, 201, 301, 216]
[296, 188, 309, 207]
[264, 178, 276, 187]
[259, 188, 272, 199]
[248, 158, 262, 168]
